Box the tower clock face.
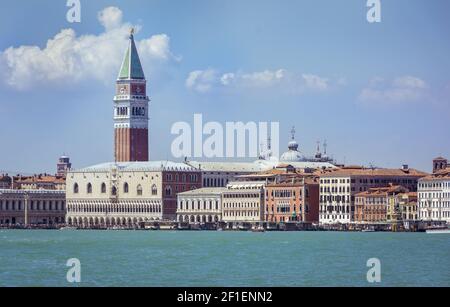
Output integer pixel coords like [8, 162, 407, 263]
[118, 85, 128, 95]
[131, 84, 145, 95]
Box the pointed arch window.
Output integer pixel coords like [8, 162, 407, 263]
[165, 186, 172, 196]
[123, 182, 129, 193]
[87, 183, 92, 194]
[73, 183, 79, 194]
[151, 184, 157, 195]
[137, 184, 143, 196]
[101, 183, 106, 193]
[112, 186, 117, 196]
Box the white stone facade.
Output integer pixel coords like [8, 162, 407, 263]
[177, 187, 226, 224]
[418, 177, 450, 224]
[222, 181, 266, 224]
[66, 161, 200, 228]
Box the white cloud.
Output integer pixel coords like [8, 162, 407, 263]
[186, 69, 218, 93]
[358, 75, 428, 104]
[240, 69, 286, 87]
[97, 6, 123, 31]
[393, 76, 427, 89]
[0, 7, 178, 90]
[186, 68, 335, 94]
[301, 74, 329, 91]
[138, 34, 174, 61]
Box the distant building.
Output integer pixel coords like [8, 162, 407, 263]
[418, 159, 450, 224]
[279, 127, 335, 164]
[13, 174, 66, 190]
[65, 161, 201, 228]
[177, 187, 226, 224]
[186, 159, 335, 189]
[319, 165, 427, 225]
[185, 161, 262, 187]
[0, 175, 12, 189]
[57, 155, 71, 176]
[0, 189, 65, 226]
[355, 185, 409, 224]
[432, 156, 448, 173]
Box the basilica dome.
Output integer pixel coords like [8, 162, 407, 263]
[280, 128, 304, 162]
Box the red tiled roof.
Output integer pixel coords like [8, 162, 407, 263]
[320, 167, 427, 178]
[420, 167, 450, 181]
[355, 185, 409, 197]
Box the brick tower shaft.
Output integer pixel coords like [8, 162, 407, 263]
[113, 29, 150, 162]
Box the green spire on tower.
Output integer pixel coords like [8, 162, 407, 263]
[118, 28, 145, 80]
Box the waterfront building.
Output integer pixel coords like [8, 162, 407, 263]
[222, 181, 266, 226]
[355, 185, 408, 224]
[391, 192, 418, 230]
[114, 29, 150, 162]
[65, 161, 201, 228]
[319, 165, 427, 225]
[57, 155, 72, 176]
[176, 187, 226, 223]
[418, 158, 450, 224]
[265, 175, 320, 223]
[0, 189, 65, 226]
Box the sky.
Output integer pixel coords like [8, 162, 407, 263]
[0, 0, 449, 174]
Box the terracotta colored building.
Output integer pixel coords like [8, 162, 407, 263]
[355, 185, 409, 224]
[13, 174, 66, 190]
[265, 176, 320, 223]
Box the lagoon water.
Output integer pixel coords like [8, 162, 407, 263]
[0, 230, 448, 287]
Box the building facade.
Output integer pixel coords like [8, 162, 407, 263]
[265, 176, 320, 223]
[176, 187, 226, 224]
[392, 192, 418, 229]
[114, 29, 150, 162]
[65, 161, 201, 228]
[418, 165, 450, 224]
[0, 189, 66, 226]
[319, 166, 427, 225]
[222, 181, 265, 225]
[355, 185, 408, 224]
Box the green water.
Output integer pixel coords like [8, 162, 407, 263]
[0, 230, 448, 287]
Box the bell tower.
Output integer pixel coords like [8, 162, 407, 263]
[114, 29, 150, 162]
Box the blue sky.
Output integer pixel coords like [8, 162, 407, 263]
[0, 0, 449, 174]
